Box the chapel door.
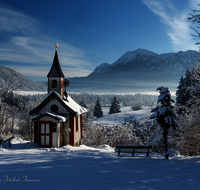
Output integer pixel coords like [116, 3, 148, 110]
[39, 121, 52, 148]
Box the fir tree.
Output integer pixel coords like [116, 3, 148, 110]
[109, 96, 121, 114]
[176, 76, 188, 115]
[93, 98, 103, 118]
[150, 87, 177, 159]
[176, 76, 186, 106]
[184, 68, 194, 102]
[176, 68, 196, 114]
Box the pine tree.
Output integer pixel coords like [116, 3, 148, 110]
[176, 68, 196, 114]
[109, 96, 121, 114]
[150, 87, 177, 159]
[184, 68, 194, 102]
[176, 76, 186, 106]
[185, 64, 200, 108]
[93, 98, 103, 118]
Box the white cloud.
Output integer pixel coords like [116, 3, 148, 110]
[0, 3, 92, 78]
[143, 0, 199, 52]
[0, 5, 38, 34]
[12, 65, 91, 78]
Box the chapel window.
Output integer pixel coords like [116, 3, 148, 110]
[51, 105, 59, 113]
[52, 122, 57, 132]
[52, 80, 57, 88]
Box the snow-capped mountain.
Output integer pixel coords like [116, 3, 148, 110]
[3, 48, 198, 93]
[111, 48, 159, 67]
[70, 48, 200, 93]
[89, 49, 199, 78]
[90, 63, 111, 75]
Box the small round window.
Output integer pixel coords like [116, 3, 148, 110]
[51, 105, 59, 112]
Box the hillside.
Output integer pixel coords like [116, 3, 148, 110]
[0, 65, 47, 91]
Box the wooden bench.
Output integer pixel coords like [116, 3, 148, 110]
[115, 145, 152, 157]
[0, 136, 15, 147]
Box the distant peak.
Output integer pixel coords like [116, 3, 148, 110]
[89, 62, 110, 75]
[135, 48, 158, 55]
[111, 48, 158, 67]
[100, 62, 109, 66]
[123, 48, 158, 57]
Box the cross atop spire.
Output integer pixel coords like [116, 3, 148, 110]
[55, 43, 58, 51]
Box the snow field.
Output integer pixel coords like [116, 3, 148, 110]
[91, 106, 151, 126]
[14, 91, 47, 95]
[1, 139, 200, 190]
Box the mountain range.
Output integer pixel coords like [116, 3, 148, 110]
[0, 48, 199, 93]
[68, 48, 200, 93]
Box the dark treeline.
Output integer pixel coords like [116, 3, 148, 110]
[14, 91, 158, 108]
[68, 92, 157, 107]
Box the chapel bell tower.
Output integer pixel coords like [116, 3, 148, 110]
[47, 43, 65, 97]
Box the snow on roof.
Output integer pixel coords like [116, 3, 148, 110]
[28, 90, 87, 116]
[63, 94, 87, 116]
[49, 90, 87, 116]
[30, 111, 68, 122]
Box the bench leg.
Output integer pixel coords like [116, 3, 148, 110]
[146, 152, 149, 157]
[118, 149, 120, 156]
[132, 152, 134, 156]
[9, 140, 11, 148]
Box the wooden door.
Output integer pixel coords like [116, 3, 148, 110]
[39, 121, 52, 147]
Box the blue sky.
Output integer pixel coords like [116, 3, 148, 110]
[0, 0, 199, 81]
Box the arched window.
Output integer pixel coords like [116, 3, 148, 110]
[52, 80, 57, 88]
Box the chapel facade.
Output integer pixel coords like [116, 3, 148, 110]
[28, 44, 87, 148]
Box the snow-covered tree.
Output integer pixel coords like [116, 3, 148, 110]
[109, 96, 121, 114]
[131, 102, 143, 111]
[175, 68, 197, 114]
[93, 98, 103, 118]
[82, 122, 139, 146]
[187, 3, 200, 45]
[150, 87, 177, 159]
[0, 69, 22, 136]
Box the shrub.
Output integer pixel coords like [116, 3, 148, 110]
[131, 102, 143, 111]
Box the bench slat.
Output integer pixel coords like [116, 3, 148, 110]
[116, 145, 134, 149]
[134, 149, 152, 153]
[133, 146, 152, 149]
[115, 148, 134, 153]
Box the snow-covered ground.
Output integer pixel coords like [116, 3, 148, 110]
[91, 106, 151, 126]
[14, 91, 47, 95]
[1, 138, 200, 190]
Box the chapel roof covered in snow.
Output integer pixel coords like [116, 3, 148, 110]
[28, 90, 87, 116]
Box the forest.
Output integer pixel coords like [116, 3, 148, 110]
[0, 61, 200, 157]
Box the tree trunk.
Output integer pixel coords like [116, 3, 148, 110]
[11, 116, 15, 135]
[163, 128, 169, 159]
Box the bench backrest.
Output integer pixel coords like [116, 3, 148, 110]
[116, 145, 152, 149]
